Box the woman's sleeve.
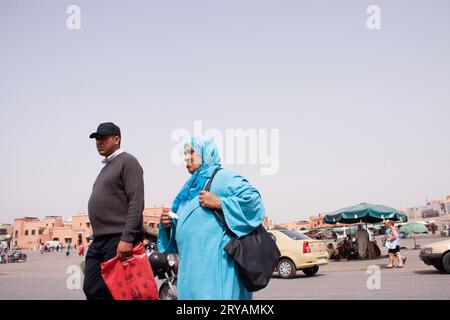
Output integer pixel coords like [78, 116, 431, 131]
[157, 222, 178, 254]
[218, 171, 265, 239]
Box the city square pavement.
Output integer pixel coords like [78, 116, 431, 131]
[0, 234, 449, 300]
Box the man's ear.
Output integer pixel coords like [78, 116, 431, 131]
[115, 136, 121, 146]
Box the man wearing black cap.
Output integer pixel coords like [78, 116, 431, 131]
[83, 122, 145, 300]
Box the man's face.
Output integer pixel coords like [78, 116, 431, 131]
[184, 145, 202, 174]
[95, 135, 120, 157]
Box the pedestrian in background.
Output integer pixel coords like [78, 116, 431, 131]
[383, 220, 406, 268]
[79, 244, 85, 256]
[355, 225, 370, 259]
[66, 241, 71, 257]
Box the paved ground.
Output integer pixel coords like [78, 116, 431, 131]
[0, 234, 449, 300]
[0, 249, 86, 300]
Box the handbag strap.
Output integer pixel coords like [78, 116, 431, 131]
[204, 168, 236, 238]
[204, 167, 222, 192]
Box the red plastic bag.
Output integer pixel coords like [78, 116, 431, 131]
[101, 242, 159, 300]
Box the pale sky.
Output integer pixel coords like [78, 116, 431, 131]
[1, 0, 449, 224]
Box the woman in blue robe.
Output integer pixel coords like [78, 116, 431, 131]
[157, 136, 265, 300]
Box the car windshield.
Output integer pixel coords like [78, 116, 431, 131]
[280, 230, 312, 240]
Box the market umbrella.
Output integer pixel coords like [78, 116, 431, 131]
[324, 202, 408, 225]
[399, 222, 428, 248]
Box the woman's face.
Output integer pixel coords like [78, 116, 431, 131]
[184, 145, 202, 174]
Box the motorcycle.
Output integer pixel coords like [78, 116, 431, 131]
[7, 250, 27, 263]
[348, 237, 359, 260]
[148, 251, 178, 300]
[145, 242, 156, 256]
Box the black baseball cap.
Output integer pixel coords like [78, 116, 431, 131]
[89, 122, 121, 139]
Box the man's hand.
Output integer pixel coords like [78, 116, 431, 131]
[199, 191, 222, 210]
[116, 241, 133, 261]
[160, 207, 172, 229]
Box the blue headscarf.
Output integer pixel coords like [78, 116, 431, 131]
[171, 136, 222, 213]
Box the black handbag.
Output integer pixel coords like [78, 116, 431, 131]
[204, 168, 281, 292]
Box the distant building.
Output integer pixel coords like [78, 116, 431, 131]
[0, 224, 12, 236]
[0, 224, 13, 247]
[310, 214, 325, 229]
[309, 213, 336, 229]
[12, 215, 86, 249]
[143, 206, 169, 239]
[277, 220, 310, 231]
[12, 216, 64, 249]
[402, 196, 450, 221]
[444, 196, 450, 215]
[296, 220, 311, 230]
[56, 213, 92, 246]
[12, 206, 168, 249]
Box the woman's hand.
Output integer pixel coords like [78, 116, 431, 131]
[160, 208, 172, 229]
[199, 191, 222, 210]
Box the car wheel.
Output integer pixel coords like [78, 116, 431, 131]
[302, 266, 319, 276]
[277, 259, 296, 279]
[442, 252, 450, 273]
[434, 264, 445, 272]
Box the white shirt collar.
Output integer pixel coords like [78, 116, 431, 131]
[102, 148, 124, 165]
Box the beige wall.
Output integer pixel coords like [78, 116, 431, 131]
[13, 216, 73, 248]
[52, 226, 74, 244]
[445, 196, 450, 215]
[13, 217, 51, 249]
[309, 216, 324, 229]
[42, 216, 64, 228]
[144, 206, 168, 232]
[71, 213, 92, 245]
[0, 224, 13, 236]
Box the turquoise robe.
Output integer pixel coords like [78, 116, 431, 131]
[157, 169, 265, 300]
